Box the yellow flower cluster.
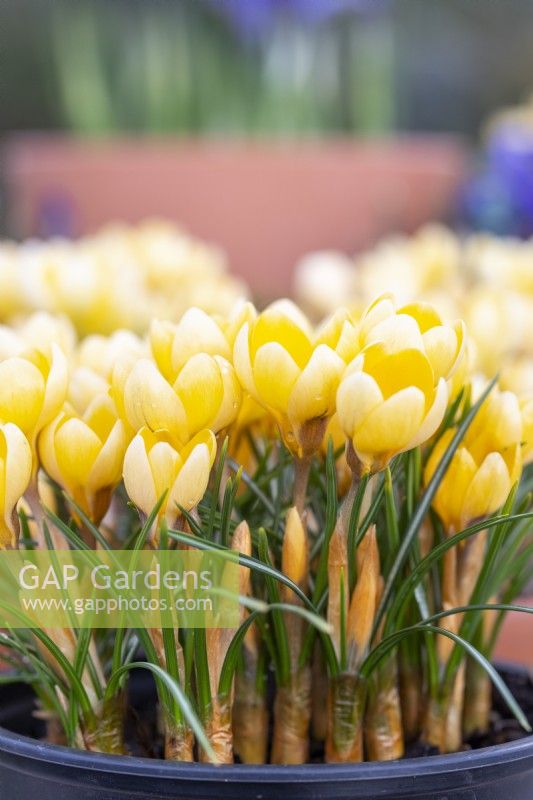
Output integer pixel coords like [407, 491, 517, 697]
[0, 285, 529, 548]
[0, 219, 247, 337]
[294, 224, 533, 398]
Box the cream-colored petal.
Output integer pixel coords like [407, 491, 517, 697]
[148, 440, 181, 501]
[364, 314, 424, 354]
[171, 308, 230, 374]
[461, 452, 512, 527]
[38, 411, 67, 485]
[336, 371, 383, 439]
[233, 322, 258, 397]
[86, 419, 127, 491]
[149, 319, 176, 381]
[358, 294, 396, 344]
[36, 343, 69, 432]
[422, 326, 459, 383]
[209, 356, 242, 432]
[55, 418, 101, 487]
[0, 358, 44, 435]
[123, 432, 158, 516]
[2, 423, 32, 545]
[288, 345, 345, 425]
[353, 387, 426, 463]
[174, 353, 224, 436]
[253, 342, 300, 415]
[405, 378, 448, 450]
[168, 442, 213, 516]
[124, 359, 188, 441]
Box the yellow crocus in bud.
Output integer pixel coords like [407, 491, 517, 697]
[425, 388, 523, 532]
[39, 395, 127, 523]
[337, 341, 448, 474]
[150, 307, 231, 382]
[0, 344, 68, 449]
[123, 427, 216, 527]
[282, 506, 308, 589]
[233, 300, 347, 457]
[122, 353, 241, 445]
[0, 423, 32, 547]
[359, 294, 466, 383]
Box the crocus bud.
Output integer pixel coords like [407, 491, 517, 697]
[233, 300, 348, 457]
[150, 308, 231, 382]
[425, 388, 523, 532]
[122, 353, 241, 445]
[337, 345, 448, 474]
[123, 428, 216, 528]
[0, 423, 33, 547]
[282, 506, 308, 589]
[39, 396, 127, 523]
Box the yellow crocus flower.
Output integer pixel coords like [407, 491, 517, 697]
[425, 388, 523, 532]
[0, 344, 68, 449]
[121, 352, 241, 445]
[0, 423, 33, 547]
[233, 300, 349, 457]
[150, 307, 232, 382]
[123, 427, 216, 527]
[359, 294, 466, 383]
[39, 395, 127, 523]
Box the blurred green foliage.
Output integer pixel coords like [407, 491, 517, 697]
[1, 0, 532, 137]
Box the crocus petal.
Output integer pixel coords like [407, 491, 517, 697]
[233, 322, 258, 397]
[209, 356, 242, 432]
[39, 411, 67, 485]
[353, 387, 426, 462]
[253, 342, 300, 415]
[0, 357, 44, 435]
[174, 353, 224, 436]
[149, 319, 176, 381]
[288, 345, 345, 424]
[336, 371, 383, 439]
[250, 301, 312, 368]
[364, 314, 424, 354]
[55, 418, 101, 487]
[123, 432, 157, 516]
[405, 378, 448, 450]
[422, 326, 460, 383]
[2, 423, 32, 545]
[168, 437, 215, 515]
[171, 308, 231, 374]
[86, 419, 127, 492]
[124, 359, 188, 442]
[461, 452, 512, 527]
[35, 343, 69, 432]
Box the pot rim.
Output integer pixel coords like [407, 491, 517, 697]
[0, 718, 532, 784]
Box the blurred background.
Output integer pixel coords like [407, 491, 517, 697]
[1, 0, 533, 294]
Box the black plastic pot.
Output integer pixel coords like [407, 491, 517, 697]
[0, 670, 532, 800]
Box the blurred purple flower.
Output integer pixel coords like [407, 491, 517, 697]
[210, 0, 390, 40]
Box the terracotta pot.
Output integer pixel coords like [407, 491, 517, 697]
[2, 134, 467, 299]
